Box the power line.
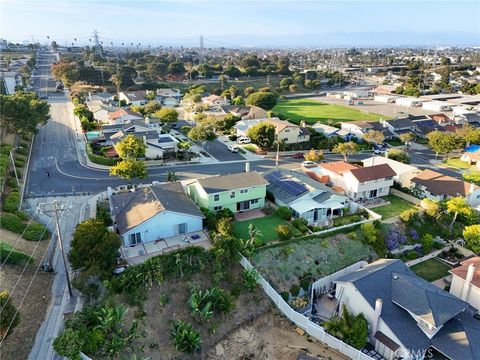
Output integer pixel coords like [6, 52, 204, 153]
[0, 215, 54, 315]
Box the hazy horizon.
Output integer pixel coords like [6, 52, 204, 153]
[1, 0, 479, 48]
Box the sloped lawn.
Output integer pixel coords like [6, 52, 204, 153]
[233, 214, 300, 244]
[374, 195, 417, 219]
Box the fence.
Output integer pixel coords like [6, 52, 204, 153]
[311, 260, 368, 295]
[240, 256, 375, 360]
[390, 188, 421, 205]
[405, 245, 451, 267]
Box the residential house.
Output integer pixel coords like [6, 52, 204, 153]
[119, 90, 148, 106]
[102, 118, 162, 134]
[234, 117, 310, 144]
[362, 157, 421, 188]
[310, 123, 349, 138]
[319, 161, 395, 200]
[460, 150, 480, 169]
[86, 100, 118, 123]
[449, 257, 480, 311]
[186, 172, 268, 213]
[201, 94, 229, 106]
[109, 183, 204, 246]
[340, 120, 395, 140]
[335, 259, 479, 360]
[242, 105, 268, 120]
[107, 108, 144, 125]
[381, 115, 445, 138]
[263, 169, 348, 225]
[411, 169, 480, 206]
[156, 88, 182, 107]
[89, 92, 114, 103]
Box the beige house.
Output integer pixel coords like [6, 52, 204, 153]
[201, 94, 229, 106]
[449, 257, 480, 311]
[234, 117, 310, 144]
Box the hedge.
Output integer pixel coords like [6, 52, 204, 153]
[0, 241, 33, 265]
[14, 159, 25, 168]
[0, 213, 50, 241]
[15, 148, 28, 156]
[0, 154, 9, 178]
[86, 144, 120, 166]
[3, 192, 20, 213]
[0, 144, 13, 156]
[6, 178, 18, 189]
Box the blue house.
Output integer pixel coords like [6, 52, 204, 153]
[110, 183, 204, 246]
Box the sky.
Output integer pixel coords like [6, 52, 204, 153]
[1, 0, 479, 47]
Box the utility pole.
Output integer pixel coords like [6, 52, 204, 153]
[53, 201, 73, 297]
[199, 35, 204, 65]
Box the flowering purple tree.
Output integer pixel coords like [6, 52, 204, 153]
[385, 228, 408, 251]
[410, 229, 419, 242]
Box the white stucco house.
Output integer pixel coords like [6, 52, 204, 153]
[449, 257, 480, 311]
[109, 183, 204, 246]
[234, 117, 310, 144]
[411, 169, 480, 206]
[319, 161, 396, 200]
[119, 90, 149, 106]
[335, 259, 479, 360]
[362, 156, 421, 188]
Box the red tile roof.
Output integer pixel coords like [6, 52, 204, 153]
[320, 161, 359, 175]
[450, 257, 480, 288]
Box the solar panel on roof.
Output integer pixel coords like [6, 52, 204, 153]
[276, 179, 308, 196]
[265, 171, 284, 182]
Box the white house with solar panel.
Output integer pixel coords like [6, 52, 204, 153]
[263, 169, 348, 225]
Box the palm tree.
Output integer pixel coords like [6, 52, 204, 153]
[446, 197, 472, 229]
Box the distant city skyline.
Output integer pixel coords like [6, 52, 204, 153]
[1, 0, 479, 47]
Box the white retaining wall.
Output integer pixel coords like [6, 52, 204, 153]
[240, 256, 375, 360]
[311, 260, 368, 295]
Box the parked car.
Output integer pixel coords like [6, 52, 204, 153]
[301, 160, 317, 168]
[228, 145, 239, 153]
[292, 152, 305, 159]
[237, 136, 251, 144]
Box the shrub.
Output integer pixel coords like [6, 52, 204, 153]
[180, 125, 192, 134]
[0, 144, 13, 155]
[280, 291, 290, 302]
[292, 218, 308, 233]
[228, 134, 238, 141]
[400, 209, 417, 223]
[406, 251, 418, 260]
[0, 213, 25, 233]
[276, 206, 292, 220]
[3, 192, 20, 213]
[299, 276, 311, 291]
[86, 144, 120, 166]
[14, 159, 25, 168]
[6, 178, 18, 189]
[421, 234, 434, 254]
[289, 284, 300, 297]
[0, 291, 20, 340]
[276, 224, 292, 241]
[0, 241, 33, 265]
[15, 148, 28, 156]
[170, 320, 201, 354]
[9, 169, 22, 178]
[23, 223, 50, 241]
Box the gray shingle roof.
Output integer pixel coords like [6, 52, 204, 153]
[111, 183, 203, 234]
[336, 259, 479, 360]
[197, 171, 268, 194]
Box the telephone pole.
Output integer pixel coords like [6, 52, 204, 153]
[53, 201, 73, 297]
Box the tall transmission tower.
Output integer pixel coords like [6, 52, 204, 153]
[93, 29, 103, 57]
[199, 35, 205, 65]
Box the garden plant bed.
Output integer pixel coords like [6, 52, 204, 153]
[373, 194, 418, 219]
[233, 214, 301, 244]
[273, 98, 386, 125]
[410, 258, 452, 282]
[252, 233, 374, 291]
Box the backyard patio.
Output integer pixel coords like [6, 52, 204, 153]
[120, 230, 210, 264]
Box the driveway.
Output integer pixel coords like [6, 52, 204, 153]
[203, 138, 245, 161]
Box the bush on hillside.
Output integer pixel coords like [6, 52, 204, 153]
[276, 206, 292, 220]
[3, 192, 20, 213]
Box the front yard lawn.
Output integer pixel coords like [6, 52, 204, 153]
[441, 158, 474, 171]
[410, 258, 451, 282]
[374, 195, 417, 219]
[385, 138, 404, 147]
[233, 214, 300, 244]
[273, 98, 386, 125]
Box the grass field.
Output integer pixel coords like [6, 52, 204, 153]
[233, 214, 300, 244]
[273, 98, 386, 125]
[374, 195, 418, 219]
[410, 258, 451, 282]
[441, 158, 475, 171]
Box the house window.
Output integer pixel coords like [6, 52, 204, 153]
[128, 232, 142, 245]
[240, 189, 248, 194]
[177, 223, 187, 234]
[285, 129, 290, 133]
[283, 138, 289, 141]
[250, 198, 259, 205]
[378, 187, 383, 194]
[213, 206, 223, 211]
[213, 194, 220, 201]
[386, 176, 393, 181]
[362, 191, 367, 198]
[230, 191, 235, 199]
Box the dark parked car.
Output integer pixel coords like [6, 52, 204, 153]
[292, 152, 305, 159]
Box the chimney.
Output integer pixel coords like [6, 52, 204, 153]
[371, 298, 383, 341]
[145, 116, 150, 124]
[88, 91, 92, 102]
[245, 162, 250, 173]
[461, 264, 475, 301]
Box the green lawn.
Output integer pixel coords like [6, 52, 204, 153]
[441, 158, 474, 171]
[273, 98, 386, 125]
[333, 214, 362, 227]
[233, 214, 300, 244]
[385, 138, 404, 147]
[410, 258, 451, 282]
[374, 195, 417, 219]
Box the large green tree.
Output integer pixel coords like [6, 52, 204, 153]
[247, 122, 276, 150]
[387, 149, 410, 164]
[427, 131, 461, 159]
[188, 125, 217, 144]
[332, 141, 359, 162]
[52, 61, 79, 86]
[68, 219, 121, 276]
[245, 92, 277, 110]
[109, 159, 147, 180]
[0, 291, 19, 340]
[114, 134, 146, 159]
[446, 197, 472, 229]
[0, 92, 50, 135]
[154, 108, 178, 124]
